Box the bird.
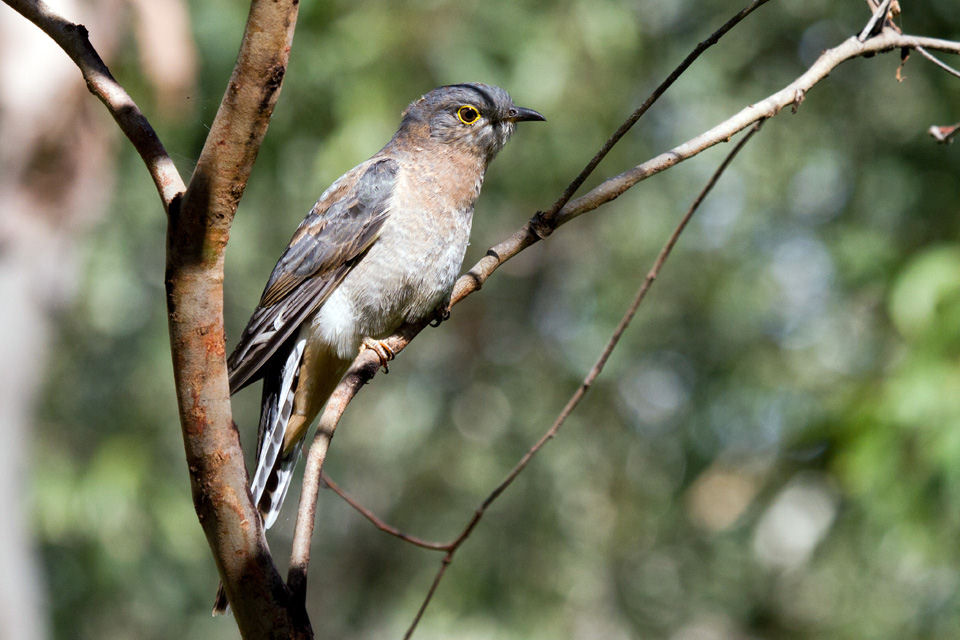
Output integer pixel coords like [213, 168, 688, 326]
[212, 83, 544, 614]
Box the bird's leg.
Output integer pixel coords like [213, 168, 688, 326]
[361, 337, 395, 373]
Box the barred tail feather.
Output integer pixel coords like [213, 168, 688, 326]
[250, 337, 306, 515]
[260, 441, 305, 529]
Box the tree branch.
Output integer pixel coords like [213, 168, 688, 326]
[546, 33, 960, 234]
[915, 45, 960, 79]
[164, 0, 304, 636]
[321, 473, 450, 551]
[290, 31, 960, 592]
[2, 0, 184, 210]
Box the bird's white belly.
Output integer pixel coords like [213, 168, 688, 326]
[309, 206, 472, 359]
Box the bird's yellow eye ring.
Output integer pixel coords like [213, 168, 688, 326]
[456, 105, 480, 125]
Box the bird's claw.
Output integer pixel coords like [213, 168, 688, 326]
[361, 338, 395, 373]
[430, 306, 451, 327]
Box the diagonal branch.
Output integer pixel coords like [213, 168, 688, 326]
[542, 33, 960, 238]
[321, 473, 449, 551]
[2, 0, 184, 210]
[916, 45, 960, 79]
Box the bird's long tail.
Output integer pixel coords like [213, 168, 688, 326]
[251, 338, 308, 527]
[212, 337, 307, 616]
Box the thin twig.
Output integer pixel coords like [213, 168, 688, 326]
[916, 45, 960, 79]
[534, 0, 773, 235]
[404, 556, 453, 639]
[547, 33, 960, 234]
[2, 0, 184, 210]
[400, 119, 765, 640]
[321, 473, 449, 551]
[859, 0, 892, 42]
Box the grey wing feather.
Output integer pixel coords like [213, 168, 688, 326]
[228, 157, 399, 393]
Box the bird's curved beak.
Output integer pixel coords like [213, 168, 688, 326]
[507, 106, 546, 122]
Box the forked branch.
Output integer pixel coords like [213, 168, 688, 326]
[3, 0, 310, 635]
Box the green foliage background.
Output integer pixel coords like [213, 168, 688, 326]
[31, 1, 960, 638]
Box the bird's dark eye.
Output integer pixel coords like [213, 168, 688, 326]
[456, 105, 481, 125]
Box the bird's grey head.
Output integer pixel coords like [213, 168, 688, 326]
[397, 83, 545, 162]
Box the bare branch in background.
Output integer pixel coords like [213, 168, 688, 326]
[859, 0, 893, 42]
[916, 45, 960, 79]
[545, 33, 960, 234]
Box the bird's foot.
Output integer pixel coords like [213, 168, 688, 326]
[430, 305, 451, 327]
[361, 338, 395, 373]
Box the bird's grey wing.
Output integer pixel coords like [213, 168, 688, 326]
[227, 157, 399, 393]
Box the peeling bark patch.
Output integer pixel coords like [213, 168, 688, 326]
[259, 63, 286, 112]
[187, 388, 206, 436]
[222, 483, 252, 531]
[199, 322, 227, 358]
[226, 182, 245, 209]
